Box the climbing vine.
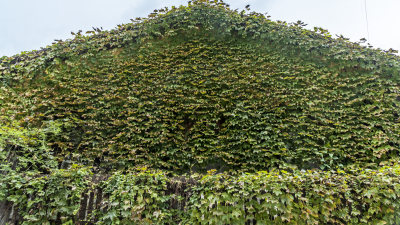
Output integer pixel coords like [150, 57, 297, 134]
[1, 0, 400, 223]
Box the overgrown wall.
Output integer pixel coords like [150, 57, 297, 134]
[1, 1, 400, 224]
[2, 168, 400, 224]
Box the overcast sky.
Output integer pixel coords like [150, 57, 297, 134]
[1, 0, 399, 57]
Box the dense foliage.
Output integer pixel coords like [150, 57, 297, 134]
[1, 0, 400, 223]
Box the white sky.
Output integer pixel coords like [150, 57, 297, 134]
[0, 0, 399, 56]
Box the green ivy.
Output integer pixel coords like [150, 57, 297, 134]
[88, 168, 400, 224]
[94, 169, 176, 224]
[1, 0, 400, 223]
[5, 166, 90, 225]
[0, 122, 91, 224]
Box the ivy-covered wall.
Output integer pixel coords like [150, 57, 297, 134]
[1, 0, 400, 223]
[2, 165, 400, 224]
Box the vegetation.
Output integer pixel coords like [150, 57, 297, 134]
[1, 0, 400, 224]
